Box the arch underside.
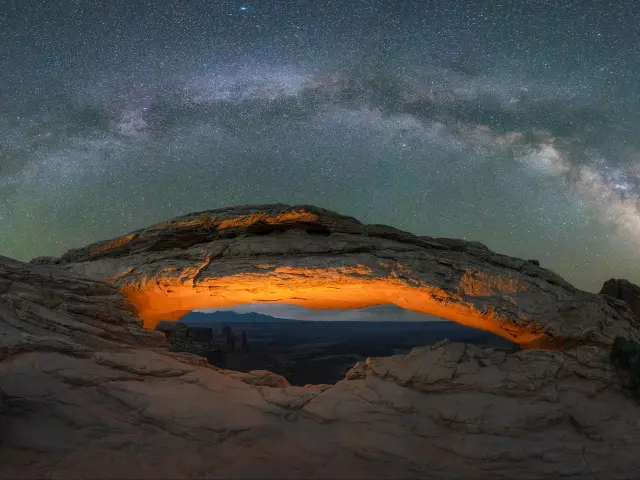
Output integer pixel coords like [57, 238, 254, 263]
[123, 269, 546, 348]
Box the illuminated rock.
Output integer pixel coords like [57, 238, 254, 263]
[2, 255, 640, 478]
[0, 246, 640, 480]
[35, 204, 640, 349]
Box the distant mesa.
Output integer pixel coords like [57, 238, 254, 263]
[180, 310, 302, 324]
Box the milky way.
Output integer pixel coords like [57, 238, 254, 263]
[1, 0, 639, 291]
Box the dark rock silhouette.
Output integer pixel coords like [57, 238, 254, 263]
[611, 335, 640, 398]
[156, 321, 188, 339]
[155, 322, 215, 358]
[156, 322, 213, 343]
[206, 349, 225, 369]
[187, 326, 213, 342]
[600, 279, 640, 320]
[220, 326, 236, 351]
[156, 323, 254, 370]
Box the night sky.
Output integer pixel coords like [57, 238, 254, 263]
[1, 0, 639, 292]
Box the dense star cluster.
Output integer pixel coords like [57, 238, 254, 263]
[0, 0, 638, 291]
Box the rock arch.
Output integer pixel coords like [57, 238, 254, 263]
[35, 204, 640, 349]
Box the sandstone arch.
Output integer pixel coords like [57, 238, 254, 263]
[35, 204, 640, 349]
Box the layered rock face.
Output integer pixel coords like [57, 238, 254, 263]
[600, 278, 640, 320]
[0, 255, 166, 351]
[3, 255, 640, 478]
[34, 204, 640, 349]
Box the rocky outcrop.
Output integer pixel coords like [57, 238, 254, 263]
[220, 326, 237, 350]
[156, 321, 213, 343]
[155, 322, 244, 363]
[0, 255, 166, 351]
[156, 320, 189, 337]
[2, 219, 640, 477]
[611, 336, 640, 397]
[600, 279, 640, 320]
[189, 326, 214, 343]
[33, 204, 640, 349]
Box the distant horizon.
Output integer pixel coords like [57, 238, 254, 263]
[192, 304, 444, 322]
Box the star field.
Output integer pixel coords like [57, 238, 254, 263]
[0, 0, 639, 291]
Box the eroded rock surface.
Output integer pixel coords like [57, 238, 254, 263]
[2, 255, 640, 478]
[600, 279, 640, 321]
[0, 255, 166, 351]
[34, 204, 640, 349]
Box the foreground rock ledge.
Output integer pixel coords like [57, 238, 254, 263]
[33, 204, 640, 349]
[2, 255, 640, 479]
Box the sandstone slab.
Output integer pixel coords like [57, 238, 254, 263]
[0, 251, 637, 478]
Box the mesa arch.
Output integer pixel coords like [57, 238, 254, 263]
[33, 203, 640, 350]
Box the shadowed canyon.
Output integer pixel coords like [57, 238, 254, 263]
[3, 204, 640, 479]
[160, 310, 519, 386]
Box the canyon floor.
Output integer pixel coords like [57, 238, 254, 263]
[172, 319, 519, 385]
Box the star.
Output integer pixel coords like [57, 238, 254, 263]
[0, 0, 638, 292]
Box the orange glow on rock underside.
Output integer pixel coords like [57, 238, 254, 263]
[119, 265, 550, 350]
